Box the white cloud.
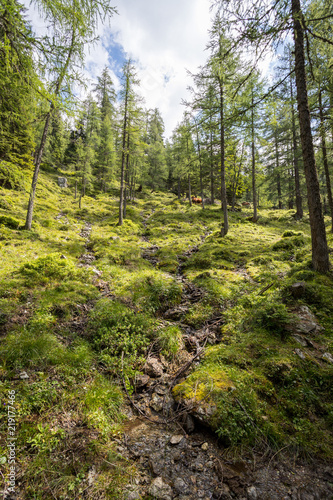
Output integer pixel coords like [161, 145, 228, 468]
[108, 0, 212, 138]
[22, 0, 213, 138]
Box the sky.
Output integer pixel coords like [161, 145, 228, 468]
[23, 0, 213, 139]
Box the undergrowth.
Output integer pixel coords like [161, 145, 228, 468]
[0, 173, 332, 500]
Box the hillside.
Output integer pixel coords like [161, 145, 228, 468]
[0, 172, 333, 499]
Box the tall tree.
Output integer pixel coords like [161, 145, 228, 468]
[213, 0, 330, 271]
[24, 0, 116, 230]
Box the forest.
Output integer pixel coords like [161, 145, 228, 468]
[0, 0, 333, 498]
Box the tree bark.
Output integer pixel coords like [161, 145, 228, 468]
[251, 93, 258, 222]
[219, 77, 228, 236]
[210, 129, 214, 204]
[290, 73, 303, 219]
[274, 126, 282, 209]
[25, 111, 52, 229]
[25, 29, 76, 230]
[319, 88, 333, 233]
[119, 75, 129, 226]
[292, 0, 329, 271]
[188, 174, 192, 207]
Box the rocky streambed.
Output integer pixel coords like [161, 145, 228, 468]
[116, 233, 333, 499]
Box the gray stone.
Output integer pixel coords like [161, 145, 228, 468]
[184, 414, 195, 434]
[150, 393, 164, 412]
[174, 477, 189, 494]
[148, 477, 172, 500]
[126, 490, 141, 500]
[144, 357, 164, 377]
[292, 334, 308, 347]
[290, 282, 306, 298]
[19, 371, 29, 380]
[170, 434, 184, 445]
[247, 486, 258, 500]
[57, 177, 68, 188]
[135, 374, 150, 388]
[323, 352, 333, 364]
[295, 348, 306, 360]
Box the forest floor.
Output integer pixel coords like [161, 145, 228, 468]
[0, 171, 333, 499]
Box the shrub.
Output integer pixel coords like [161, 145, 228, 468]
[19, 253, 89, 285]
[0, 215, 20, 229]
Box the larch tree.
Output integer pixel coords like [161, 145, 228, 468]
[213, 0, 331, 271]
[24, 0, 116, 230]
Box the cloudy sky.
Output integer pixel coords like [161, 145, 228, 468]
[23, 0, 213, 139]
[87, 0, 213, 138]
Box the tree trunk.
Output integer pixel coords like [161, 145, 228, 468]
[178, 177, 181, 200]
[219, 78, 228, 236]
[188, 174, 192, 207]
[210, 129, 214, 204]
[274, 126, 282, 209]
[251, 93, 257, 222]
[319, 88, 333, 233]
[194, 118, 205, 210]
[119, 77, 129, 226]
[25, 111, 52, 229]
[290, 70, 303, 218]
[25, 29, 76, 230]
[292, 0, 329, 271]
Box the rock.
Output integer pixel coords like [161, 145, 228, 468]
[60, 254, 67, 259]
[201, 442, 209, 451]
[322, 352, 333, 364]
[183, 414, 195, 434]
[292, 334, 308, 347]
[170, 434, 184, 445]
[110, 236, 120, 241]
[290, 282, 306, 298]
[295, 349, 306, 360]
[150, 394, 164, 412]
[247, 486, 258, 500]
[144, 357, 164, 377]
[148, 477, 172, 500]
[163, 305, 189, 320]
[87, 466, 96, 486]
[126, 490, 141, 500]
[174, 477, 189, 494]
[155, 385, 168, 395]
[294, 306, 323, 335]
[19, 371, 29, 380]
[135, 374, 150, 388]
[57, 177, 68, 188]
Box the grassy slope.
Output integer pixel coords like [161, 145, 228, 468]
[0, 172, 332, 498]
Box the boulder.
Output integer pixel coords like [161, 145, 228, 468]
[57, 177, 68, 188]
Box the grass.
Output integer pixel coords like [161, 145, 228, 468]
[0, 171, 332, 499]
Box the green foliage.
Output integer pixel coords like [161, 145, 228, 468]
[19, 253, 90, 285]
[157, 325, 183, 357]
[88, 299, 154, 375]
[250, 295, 294, 338]
[272, 234, 307, 250]
[0, 328, 65, 370]
[131, 270, 182, 313]
[0, 214, 20, 229]
[0, 161, 28, 189]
